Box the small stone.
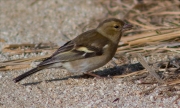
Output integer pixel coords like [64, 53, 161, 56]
[55, 99, 62, 104]
[150, 96, 155, 101]
[0, 75, 2, 79]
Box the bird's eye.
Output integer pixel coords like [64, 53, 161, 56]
[114, 25, 119, 29]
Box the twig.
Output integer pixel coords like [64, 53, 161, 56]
[135, 53, 165, 84]
[138, 86, 157, 95]
[173, 95, 180, 104]
[113, 69, 147, 78]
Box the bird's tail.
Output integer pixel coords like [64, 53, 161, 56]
[13, 67, 43, 83]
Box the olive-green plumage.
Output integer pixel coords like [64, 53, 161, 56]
[13, 18, 132, 83]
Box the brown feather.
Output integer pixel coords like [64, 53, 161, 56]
[37, 29, 109, 66]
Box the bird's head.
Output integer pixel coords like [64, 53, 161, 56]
[97, 18, 132, 44]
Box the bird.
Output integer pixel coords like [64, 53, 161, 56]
[13, 18, 133, 83]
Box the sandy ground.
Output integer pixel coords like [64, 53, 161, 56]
[0, 0, 179, 108]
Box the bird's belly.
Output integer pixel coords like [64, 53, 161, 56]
[62, 55, 110, 73]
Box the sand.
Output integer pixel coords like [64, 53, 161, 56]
[0, 0, 179, 108]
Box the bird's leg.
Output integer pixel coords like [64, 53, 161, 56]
[85, 72, 102, 78]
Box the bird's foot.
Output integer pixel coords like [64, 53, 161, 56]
[84, 72, 102, 79]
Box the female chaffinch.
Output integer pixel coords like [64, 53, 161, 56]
[14, 18, 132, 83]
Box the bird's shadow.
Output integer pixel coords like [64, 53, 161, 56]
[23, 63, 144, 86]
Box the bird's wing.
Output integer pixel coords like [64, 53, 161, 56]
[38, 29, 109, 66]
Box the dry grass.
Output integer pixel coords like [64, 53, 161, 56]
[98, 0, 180, 102]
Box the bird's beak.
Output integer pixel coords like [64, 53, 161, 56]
[122, 23, 133, 32]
